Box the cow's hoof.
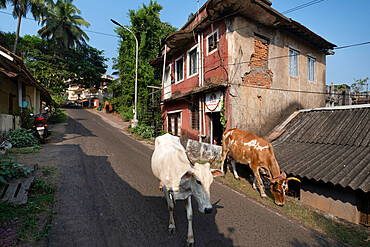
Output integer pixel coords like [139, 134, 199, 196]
[185, 241, 194, 247]
[235, 177, 240, 180]
[261, 194, 267, 199]
[168, 228, 176, 234]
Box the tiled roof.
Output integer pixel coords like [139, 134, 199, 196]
[272, 105, 370, 192]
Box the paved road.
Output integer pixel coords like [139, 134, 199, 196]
[48, 108, 340, 247]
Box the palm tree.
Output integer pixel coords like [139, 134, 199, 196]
[38, 0, 90, 50]
[0, 0, 6, 8]
[7, 0, 45, 53]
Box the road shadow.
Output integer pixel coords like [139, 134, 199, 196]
[47, 117, 234, 247]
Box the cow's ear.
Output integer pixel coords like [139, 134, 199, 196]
[211, 169, 224, 177]
[181, 171, 193, 180]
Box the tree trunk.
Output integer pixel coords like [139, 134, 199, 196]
[13, 14, 22, 54]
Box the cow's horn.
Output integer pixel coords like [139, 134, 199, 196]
[186, 153, 195, 167]
[287, 177, 301, 183]
[209, 155, 217, 165]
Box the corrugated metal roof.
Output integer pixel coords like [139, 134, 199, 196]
[273, 105, 370, 192]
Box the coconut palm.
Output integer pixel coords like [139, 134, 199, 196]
[38, 0, 90, 50]
[7, 0, 46, 53]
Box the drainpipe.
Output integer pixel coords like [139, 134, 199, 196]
[161, 44, 167, 89]
[18, 81, 22, 111]
[201, 33, 204, 86]
[199, 96, 202, 142]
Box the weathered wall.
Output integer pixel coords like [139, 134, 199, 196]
[227, 17, 327, 136]
[301, 182, 358, 224]
[0, 79, 18, 114]
[185, 139, 222, 161]
[0, 114, 13, 134]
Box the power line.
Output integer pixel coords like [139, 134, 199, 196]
[133, 39, 370, 95]
[281, 0, 324, 14]
[334, 41, 370, 50]
[192, 41, 370, 71]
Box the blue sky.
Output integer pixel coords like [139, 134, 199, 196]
[0, 0, 369, 86]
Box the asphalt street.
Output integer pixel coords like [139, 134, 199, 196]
[46, 108, 340, 247]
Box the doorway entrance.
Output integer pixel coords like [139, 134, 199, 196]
[209, 112, 223, 145]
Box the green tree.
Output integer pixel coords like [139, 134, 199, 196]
[112, 0, 176, 116]
[5, 0, 45, 53]
[351, 77, 369, 93]
[38, 0, 90, 50]
[0, 31, 107, 106]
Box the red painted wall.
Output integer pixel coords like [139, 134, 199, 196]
[163, 18, 229, 141]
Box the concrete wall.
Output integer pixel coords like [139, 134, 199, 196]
[25, 86, 37, 113]
[0, 114, 14, 134]
[227, 17, 327, 136]
[301, 181, 358, 224]
[185, 139, 222, 161]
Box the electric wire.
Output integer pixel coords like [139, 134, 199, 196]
[158, 40, 370, 97]
[281, 0, 324, 14]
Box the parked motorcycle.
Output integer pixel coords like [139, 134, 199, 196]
[30, 108, 51, 144]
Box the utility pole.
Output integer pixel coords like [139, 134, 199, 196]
[111, 19, 139, 128]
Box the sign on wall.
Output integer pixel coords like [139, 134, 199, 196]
[205, 91, 223, 112]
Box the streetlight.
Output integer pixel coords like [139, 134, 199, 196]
[111, 19, 138, 128]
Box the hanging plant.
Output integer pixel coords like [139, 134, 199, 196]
[220, 99, 227, 130]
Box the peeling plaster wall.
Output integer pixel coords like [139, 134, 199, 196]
[227, 17, 327, 136]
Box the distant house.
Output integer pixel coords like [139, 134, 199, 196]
[66, 74, 113, 107]
[0, 45, 51, 137]
[271, 104, 370, 226]
[326, 83, 351, 107]
[352, 91, 370, 105]
[151, 0, 336, 144]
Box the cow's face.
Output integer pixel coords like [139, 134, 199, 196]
[182, 158, 223, 214]
[270, 178, 288, 206]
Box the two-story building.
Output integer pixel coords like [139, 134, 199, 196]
[66, 74, 113, 107]
[150, 0, 336, 144]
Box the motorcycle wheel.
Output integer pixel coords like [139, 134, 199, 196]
[40, 136, 46, 144]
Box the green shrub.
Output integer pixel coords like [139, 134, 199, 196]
[119, 105, 134, 121]
[49, 108, 67, 124]
[0, 155, 31, 184]
[97, 103, 104, 111]
[20, 108, 34, 129]
[6, 128, 38, 148]
[131, 124, 155, 139]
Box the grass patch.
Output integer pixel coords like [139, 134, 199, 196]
[0, 166, 57, 246]
[49, 109, 68, 124]
[214, 170, 369, 246]
[6, 145, 41, 154]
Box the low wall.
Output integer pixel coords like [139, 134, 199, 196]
[185, 139, 222, 161]
[0, 114, 20, 140]
[0, 114, 13, 133]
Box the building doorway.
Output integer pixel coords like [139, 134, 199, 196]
[167, 112, 181, 136]
[209, 112, 223, 145]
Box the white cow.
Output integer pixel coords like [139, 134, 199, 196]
[151, 133, 223, 246]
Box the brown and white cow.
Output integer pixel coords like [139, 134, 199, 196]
[151, 133, 223, 246]
[220, 128, 299, 206]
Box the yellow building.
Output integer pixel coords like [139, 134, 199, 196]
[0, 45, 51, 135]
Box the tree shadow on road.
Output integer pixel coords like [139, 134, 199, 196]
[48, 119, 234, 247]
